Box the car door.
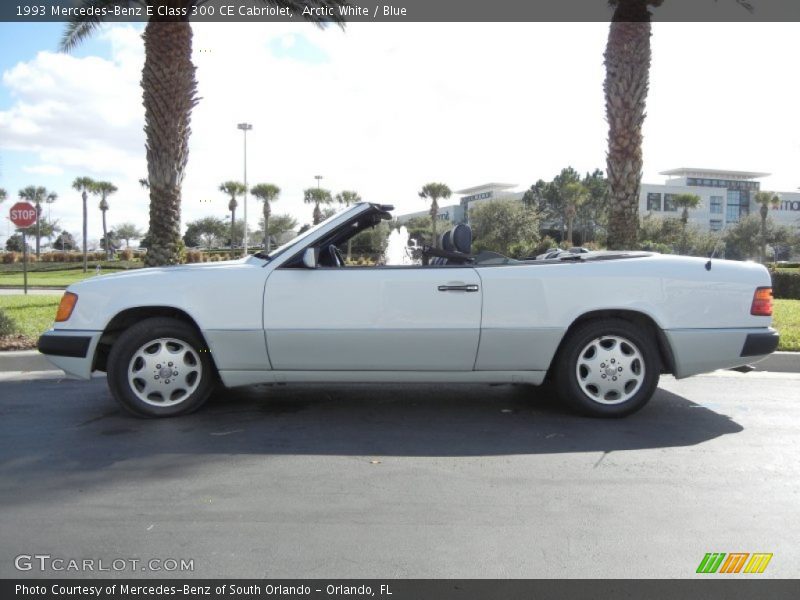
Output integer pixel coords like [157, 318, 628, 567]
[263, 266, 482, 371]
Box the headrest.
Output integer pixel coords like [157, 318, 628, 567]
[451, 223, 472, 254]
[440, 229, 453, 251]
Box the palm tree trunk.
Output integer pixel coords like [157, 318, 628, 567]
[101, 209, 109, 260]
[35, 203, 41, 258]
[604, 0, 652, 250]
[760, 204, 768, 263]
[231, 208, 236, 250]
[263, 202, 271, 251]
[82, 191, 88, 273]
[430, 200, 439, 246]
[142, 19, 198, 267]
[313, 203, 322, 225]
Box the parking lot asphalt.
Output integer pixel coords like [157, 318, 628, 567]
[1, 373, 798, 579]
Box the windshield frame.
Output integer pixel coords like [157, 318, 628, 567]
[253, 203, 373, 265]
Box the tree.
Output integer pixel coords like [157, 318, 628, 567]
[100, 230, 121, 253]
[6, 234, 25, 252]
[71, 176, 95, 272]
[755, 191, 781, 263]
[603, 0, 750, 250]
[60, 2, 348, 267]
[560, 182, 589, 246]
[604, 0, 661, 250]
[672, 193, 701, 254]
[0, 188, 6, 205]
[219, 181, 246, 250]
[250, 183, 280, 251]
[336, 190, 362, 259]
[20, 217, 61, 249]
[418, 183, 451, 246]
[17, 185, 51, 258]
[53, 231, 77, 251]
[304, 187, 333, 225]
[183, 217, 228, 249]
[262, 213, 298, 242]
[115, 222, 144, 248]
[92, 181, 118, 259]
[402, 215, 433, 246]
[469, 199, 540, 258]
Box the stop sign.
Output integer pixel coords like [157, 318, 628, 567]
[9, 202, 38, 228]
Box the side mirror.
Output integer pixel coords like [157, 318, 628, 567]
[302, 247, 317, 269]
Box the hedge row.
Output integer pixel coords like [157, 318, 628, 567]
[771, 270, 800, 300]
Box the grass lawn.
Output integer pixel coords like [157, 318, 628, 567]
[0, 269, 103, 287]
[773, 299, 800, 352]
[0, 294, 60, 349]
[1, 295, 799, 352]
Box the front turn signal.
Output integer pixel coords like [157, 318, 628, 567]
[750, 287, 773, 317]
[55, 292, 78, 322]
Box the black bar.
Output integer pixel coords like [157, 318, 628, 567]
[740, 330, 780, 357]
[5, 0, 800, 23]
[3, 579, 800, 600]
[37, 334, 91, 358]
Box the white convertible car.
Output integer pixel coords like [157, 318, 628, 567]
[38, 202, 779, 418]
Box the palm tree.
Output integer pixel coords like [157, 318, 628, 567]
[603, 0, 662, 250]
[336, 190, 362, 260]
[220, 181, 246, 249]
[18, 185, 52, 258]
[672, 193, 700, 254]
[304, 187, 333, 225]
[418, 183, 451, 246]
[60, 1, 348, 266]
[561, 182, 589, 246]
[72, 177, 95, 272]
[250, 183, 281, 252]
[92, 181, 118, 260]
[44, 192, 58, 246]
[755, 191, 781, 263]
[0, 188, 6, 207]
[604, 0, 751, 250]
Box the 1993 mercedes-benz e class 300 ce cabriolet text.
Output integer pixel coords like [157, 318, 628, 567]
[38, 202, 779, 418]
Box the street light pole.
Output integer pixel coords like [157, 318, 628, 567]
[237, 122, 253, 256]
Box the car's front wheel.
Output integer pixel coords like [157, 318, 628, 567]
[553, 318, 660, 417]
[107, 317, 215, 417]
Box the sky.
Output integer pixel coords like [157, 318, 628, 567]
[0, 21, 799, 248]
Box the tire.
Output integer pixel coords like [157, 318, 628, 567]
[553, 318, 660, 418]
[106, 317, 215, 417]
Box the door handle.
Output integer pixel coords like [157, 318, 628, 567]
[438, 284, 479, 292]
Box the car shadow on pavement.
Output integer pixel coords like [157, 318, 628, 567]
[0, 379, 743, 478]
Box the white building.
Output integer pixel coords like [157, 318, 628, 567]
[642, 168, 800, 232]
[396, 169, 800, 233]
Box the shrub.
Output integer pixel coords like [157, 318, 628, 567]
[771, 270, 800, 300]
[120, 248, 134, 261]
[2, 252, 18, 264]
[185, 250, 202, 263]
[0, 309, 15, 336]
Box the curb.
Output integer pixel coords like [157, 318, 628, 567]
[2, 349, 799, 376]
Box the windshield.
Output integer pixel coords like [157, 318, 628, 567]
[252, 204, 367, 262]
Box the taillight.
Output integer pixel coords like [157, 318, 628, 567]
[55, 292, 78, 322]
[750, 287, 773, 317]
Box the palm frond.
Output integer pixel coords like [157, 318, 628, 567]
[59, 0, 146, 52]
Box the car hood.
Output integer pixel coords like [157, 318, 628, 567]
[67, 257, 262, 291]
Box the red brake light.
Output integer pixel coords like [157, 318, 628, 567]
[750, 287, 773, 317]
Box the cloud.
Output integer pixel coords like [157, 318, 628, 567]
[22, 164, 64, 176]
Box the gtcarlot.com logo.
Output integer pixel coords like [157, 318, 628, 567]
[15, 554, 194, 573]
[696, 552, 773, 574]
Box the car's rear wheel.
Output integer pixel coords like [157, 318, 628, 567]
[107, 317, 215, 417]
[554, 318, 660, 417]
